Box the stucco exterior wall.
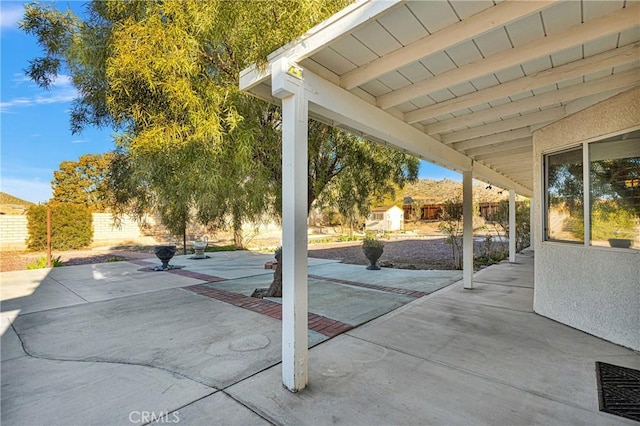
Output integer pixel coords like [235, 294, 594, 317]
[532, 87, 640, 350]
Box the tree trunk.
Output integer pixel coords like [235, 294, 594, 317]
[233, 216, 243, 248]
[266, 250, 282, 297]
[183, 226, 187, 255]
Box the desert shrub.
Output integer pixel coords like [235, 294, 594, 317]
[26, 203, 93, 251]
[27, 255, 64, 269]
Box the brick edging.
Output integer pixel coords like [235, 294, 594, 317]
[184, 284, 352, 338]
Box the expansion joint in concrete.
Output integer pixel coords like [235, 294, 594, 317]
[9, 322, 218, 390]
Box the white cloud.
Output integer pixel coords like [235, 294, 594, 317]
[0, 81, 78, 113]
[0, 4, 24, 30]
[1, 177, 52, 204]
[71, 139, 87, 144]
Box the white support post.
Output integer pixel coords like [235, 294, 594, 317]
[529, 197, 535, 250]
[509, 189, 516, 263]
[272, 58, 309, 392]
[463, 171, 473, 289]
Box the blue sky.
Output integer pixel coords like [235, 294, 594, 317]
[1, 1, 460, 204]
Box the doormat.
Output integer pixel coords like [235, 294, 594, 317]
[596, 361, 640, 422]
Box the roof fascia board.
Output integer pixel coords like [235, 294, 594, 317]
[239, 0, 402, 92]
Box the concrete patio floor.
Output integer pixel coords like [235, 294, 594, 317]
[1, 250, 637, 425]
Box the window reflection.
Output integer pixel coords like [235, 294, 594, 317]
[590, 136, 640, 249]
[546, 148, 584, 242]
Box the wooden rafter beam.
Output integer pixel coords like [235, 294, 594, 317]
[442, 107, 564, 144]
[425, 67, 640, 133]
[452, 129, 532, 151]
[473, 146, 533, 161]
[463, 138, 532, 157]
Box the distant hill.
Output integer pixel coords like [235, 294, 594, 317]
[0, 192, 35, 215]
[401, 179, 508, 204]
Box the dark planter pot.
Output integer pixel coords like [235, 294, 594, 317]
[154, 245, 177, 270]
[608, 238, 632, 249]
[363, 246, 383, 270]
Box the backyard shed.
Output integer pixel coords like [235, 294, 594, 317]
[365, 206, 404, 231]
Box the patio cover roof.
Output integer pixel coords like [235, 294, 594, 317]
[241, 0, 640, 197]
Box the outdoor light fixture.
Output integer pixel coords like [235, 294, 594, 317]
[286, 63, 303, 80]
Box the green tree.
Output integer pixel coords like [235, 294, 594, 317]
[26, 203, 93, 251]
[52, 152, 114, 211]
[21, 0, 418, 245]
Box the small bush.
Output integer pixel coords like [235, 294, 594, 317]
[204, 244, 242, 252]
[362, 234, 384, 249]
[26, 203, 93, 251]
[27, 256, 64, 270]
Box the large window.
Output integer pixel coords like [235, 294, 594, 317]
[544, 130, 640, 250]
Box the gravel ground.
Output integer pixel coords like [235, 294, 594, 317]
[308, 237, 506, 270]
[1, 238, 506, 272]
[0, 248, 155, 272]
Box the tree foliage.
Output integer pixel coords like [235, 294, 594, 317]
[22, 0, 418, 241]
[52, 152, 114, 210]
[492, 200, 531, 252]
[26, 203, 93, 251]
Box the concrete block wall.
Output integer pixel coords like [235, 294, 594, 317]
[0, 213, 160, 251]
[0, 215, 29, 250]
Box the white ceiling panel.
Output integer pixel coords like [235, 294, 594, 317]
[411, 96, 436, 109]
[504, 13, 544, 47]
[419, 51, 457, 75]
[359, 79, 393, 97]
[448, 1, 495, 21]
[551, 45, 584, 67]
[493, 66, 525, 84]
[584, 68, 613, 81]
[376, 71, 412, 91]
[557, 76, 584, 89]
[450, 109, 472, 118]
[521, 56, 553, 75]
[469, 74, 501, 91]
[540, 1, 582, 36]
[376, 5, 428, 46]
[613, 62, 640, 73]
[310, 48, 357, 75]
[433, 112, 456, 122]
[330, 36, 378, 66]
[509, 91, 534, 102]
[469, 103, 492, 113]
[488, 97, 511, 108]
[448, 81, 477, 98]
[473, 28, 513, 58]
[583, 0, 624, 22]
[395, 101, 419, 114]
[428, 89, 456, 103]
[353, 21, 403, 57]
[618, 27, 640, 47]
[532, 84, 559, 96]
[584, 34, 622, 57]
[406, 1, 459, 34]
[445, 40, 483, 67]
[396, 62, 433, 84]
